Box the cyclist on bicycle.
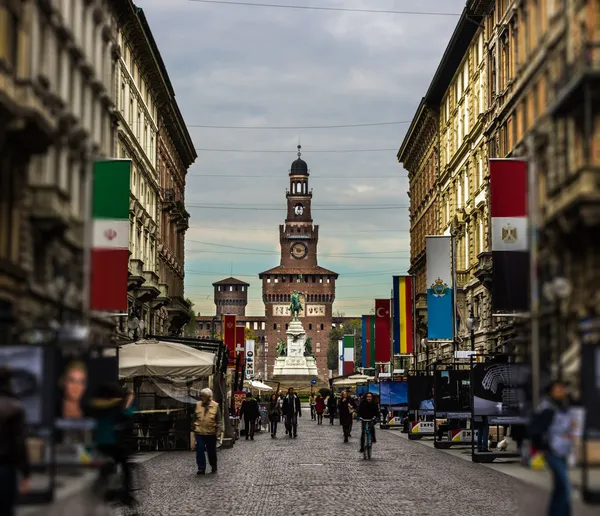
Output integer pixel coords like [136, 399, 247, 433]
[357, 392, 379, 453]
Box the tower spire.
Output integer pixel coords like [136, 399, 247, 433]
[297, 144, 302, 159]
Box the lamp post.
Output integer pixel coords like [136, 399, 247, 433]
[420, 338, 429, 371]
[542, 276, 572, 381]
[466, 309, 478, 353]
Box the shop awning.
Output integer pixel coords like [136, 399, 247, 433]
[119, 339, 215, 379]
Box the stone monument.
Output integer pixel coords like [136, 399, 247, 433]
[272, 290, 318, 378]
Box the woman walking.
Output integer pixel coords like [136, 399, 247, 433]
[338, 391, 356, 443]
[268, 393, 282, 438]
[315, 393, 325, 425]
[327, 393, 337, 425]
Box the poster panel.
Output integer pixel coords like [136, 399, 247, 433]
[407, 375, 434, 414]
[434, 369, 472, 418]
[581, 341, 600, 437]
[379, 381, 408, 407]
[471, 360, 531, 424]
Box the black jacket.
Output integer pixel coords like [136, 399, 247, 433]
[357, 400, 379, 421]
[0, 389, 30, 478]
[240, 398, 260, 421]
[282, 394, 301, 417]
[338, 398, 356, 426]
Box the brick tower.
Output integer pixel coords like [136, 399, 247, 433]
[259, 146, 338, 379]
[213, 277, 249, 317]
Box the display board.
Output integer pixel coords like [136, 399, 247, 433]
[407, 375, 435, 414]
[471, 360, 531, 424]
[379, 381, 408, 407]
[434, 369, 471, 418]
[581, 341, 600, 437]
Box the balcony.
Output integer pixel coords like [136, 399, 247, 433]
[29, 185, 70, 238]
[474, 252, 493, 291]
[135, 270, 161, 304]
[152, 282, 171, 311]
[550, 40, 600, 117]
[167, 296, 192, 334]
[128, 259, 145, 291]
[161, 188, 176, 212]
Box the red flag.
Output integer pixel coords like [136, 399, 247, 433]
[222, 315, 236, 364]
[375, 299, 391, 363]
[234, 326, 245, 367]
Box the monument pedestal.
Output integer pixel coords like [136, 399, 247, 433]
[272, 318, 318, 379]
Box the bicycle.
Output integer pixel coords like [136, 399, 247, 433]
[359, 417, 377, 460]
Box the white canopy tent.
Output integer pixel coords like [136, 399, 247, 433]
[332, 374, 373, 387]
[119, 339, 216, 380]
[245, 380, 273, 391]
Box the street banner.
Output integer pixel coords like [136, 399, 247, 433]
[426, 236, 453, 340]
[489, 159, 529, 312]
[581, 320, 600, 436]
[90, 159, 131, 311]
[375, 299, 391, 363]
[234, 326, 245, 367]
[393, 276, 414, 355]
[338, 340, 344, 374]
[343, 335, 355, 375]
[222, 315, 236, 365]
[361, 315, 375, 369]
[245, 340, 255, 380]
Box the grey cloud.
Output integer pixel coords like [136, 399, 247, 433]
[135, 0, 465, 314]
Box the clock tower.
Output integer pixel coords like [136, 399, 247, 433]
[281, 146, 318, 268]
[259, 146, 339, 380]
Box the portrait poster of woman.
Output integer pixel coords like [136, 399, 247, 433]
[57, 360, 89, 420]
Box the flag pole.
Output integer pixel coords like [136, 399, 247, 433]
[528, 137, 540, 407]
[451, 226, 458, 357]
[412, 274, 417, 371]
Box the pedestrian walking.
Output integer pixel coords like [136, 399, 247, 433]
[88, 383, 136, 506]
[530, 380, 576, 516]
[309, 392, 316, 420]
[193, 388, 222, 475]
[282, 387, 301, 438]
[327, 393, 337, 425]
[0, 366, 30, 516]
[268, 393, 282, 438]
[315, 393, 325, 425]
[338, 391, 356, 443]
[240, 391, 260, 440]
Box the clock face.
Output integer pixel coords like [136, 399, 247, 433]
[291, 243, 307, 259]
[294, 204, 304, 216]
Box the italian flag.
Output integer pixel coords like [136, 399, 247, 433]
[343, 334, 355, 375]
[90, 159, 131, 311]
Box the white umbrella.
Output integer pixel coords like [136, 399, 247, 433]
[119, 339, 215, 379]
[250, 380, 273, 391]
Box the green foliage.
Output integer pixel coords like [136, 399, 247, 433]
[319, 387, 331, 398]
[327, 318, 363, 368]
[184, 298, 196, 337]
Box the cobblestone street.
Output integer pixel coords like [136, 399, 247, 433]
[134, 410, 597, 516]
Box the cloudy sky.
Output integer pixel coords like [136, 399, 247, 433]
[136, 0, 465, 317]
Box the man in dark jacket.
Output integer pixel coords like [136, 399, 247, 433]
[282, 388, 301, 438]
[0, 366, 30, 516]
[357, 392, 379, 453]
[239, 392, 260, 440]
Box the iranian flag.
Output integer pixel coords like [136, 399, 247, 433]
[90, 159, 131, 311]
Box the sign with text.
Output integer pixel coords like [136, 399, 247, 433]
[245, 340, 255, 380]
[305, 305, 326, 316]
[449, 429, 478, 442]
[411, 421, 434, 434]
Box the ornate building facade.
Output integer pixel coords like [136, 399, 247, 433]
[113, 2, 194, 339]
[437, 11, 491, 359]
[0, 0, 120, 344]
[480, 0, 600, 378]
[259, 148, 338, 379]
[398, 101, 440, 367]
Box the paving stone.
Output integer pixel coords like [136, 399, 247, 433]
[134, 409, 598, 516]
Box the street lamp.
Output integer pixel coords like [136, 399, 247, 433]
[543, 276, 572, 380]
[420, 338, 429, 371]
[466, 309, 478, 352]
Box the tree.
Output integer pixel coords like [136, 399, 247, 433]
[327, 318, 363, 369]
[327, 340, 339, 372]
[183, 299, 196, 337]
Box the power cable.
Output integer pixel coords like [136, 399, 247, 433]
[187, 0, 462, 17]
[195, 147, 397, 153]
[187, 120, 412, 129]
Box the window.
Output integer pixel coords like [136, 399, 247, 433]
[273, 323, 277, 330]
[229, 286, 233, 292]
[309, 324, 313, 330]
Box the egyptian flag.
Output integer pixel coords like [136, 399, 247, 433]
[362, 315, 375, 368]
[375, 299, 391, 363]
[222, 315, 237, 365]
[90, 159, 131, 311]
[490, 159, 529, 312]
[393, 276, 414, 355]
